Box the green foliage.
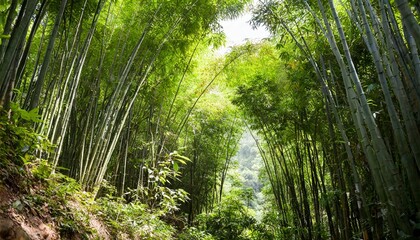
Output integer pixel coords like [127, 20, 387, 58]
[2, 0, 418, 238]
[196, 196, 272, 240]
[183, 173, 272, 240]
[224, 42, 285, 88]
[128, 151, 190, 214]
[0, 104, 52, 167]
[96, 195, 175, 239]
[6, 159, 96, 237]
[10, 102, 42, 123]
[0, 0, 10, 42]
[28, 163, 94, 236]
[178, 227, 215, 240]
[31, 159, 52, 179]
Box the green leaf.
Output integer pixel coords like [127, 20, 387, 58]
[173, 154, 191, 164]
[173, 161, 179, 172]
[12, 200, 23, 211]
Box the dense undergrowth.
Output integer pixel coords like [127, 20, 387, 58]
[0, 108, 178, 239]
[0, 107, 271, 239]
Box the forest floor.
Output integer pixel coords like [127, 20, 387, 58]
[0, 160, 111, 240]
[0, 183, 61, 240]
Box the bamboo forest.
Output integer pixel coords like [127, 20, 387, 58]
[1, 0, 420, 239]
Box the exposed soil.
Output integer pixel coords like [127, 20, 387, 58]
[0, 164, 111, 240]
[0, 183, 58, 240]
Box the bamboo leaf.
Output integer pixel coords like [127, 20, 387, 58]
[173, 161, 179, 172]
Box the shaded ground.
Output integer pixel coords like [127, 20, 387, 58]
[0, 161, 110, 240]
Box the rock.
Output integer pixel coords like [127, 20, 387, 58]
[0, 218, 14, 239]
[0, 218, 31, 240]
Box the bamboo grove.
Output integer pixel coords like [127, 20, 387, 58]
[231, 0, 420, 239]
[1, 0, 420, 239]
[0, 0, 249, 225]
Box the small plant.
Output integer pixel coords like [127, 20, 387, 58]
[95, 195, 175, 239]
[197, 197, 256, 240]
[0, 103, 52, 167]
[190, 188, 273, 240]
[129, 151, 190, 214]
[177, 226, 215, 240]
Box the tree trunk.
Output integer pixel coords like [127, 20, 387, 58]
[0, 0, 38, 107]
[395, 0, 420, 49]
[29, 0, 68, 110]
